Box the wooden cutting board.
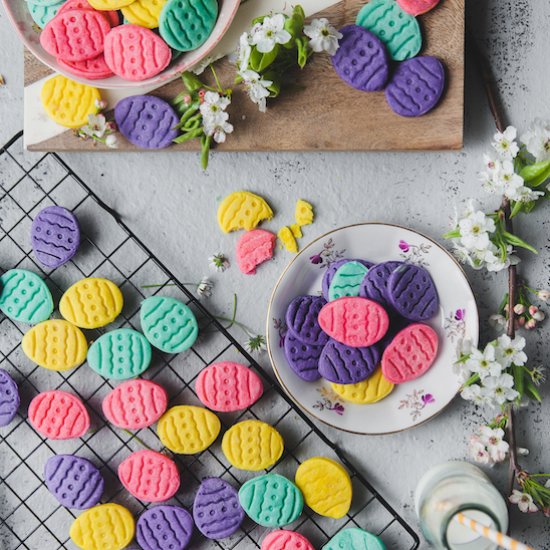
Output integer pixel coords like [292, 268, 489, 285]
[25, 0, 465, 152]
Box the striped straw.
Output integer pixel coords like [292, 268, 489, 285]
[455, 512, 534, 550]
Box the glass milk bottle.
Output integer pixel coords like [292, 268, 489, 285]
[415, 462, 509, 550]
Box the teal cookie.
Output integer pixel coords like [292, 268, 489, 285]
[27, 0, 65, 28]
[159, 0, 218, 52]
[0, 269, 54, 324]
[323, 528, 387, 550]
[329, 260, 370, 301]
[356, 0, 422, 61]
[239, 473, 303, 528]
[140, 296, 198, 354]
[87, 328, 152, 380]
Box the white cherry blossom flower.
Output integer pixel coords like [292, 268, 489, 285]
[458, 210, 495, 250]
[80, 113, 107, 138]
[465, 344, 502, 380]
[237, 32, 252, 71]
[204, 118, 234, 144]
[239, 70, 272, 112]
[105, 133, 118, 148]
[250, 14, 291, 53]
[479, 426, 509, 462]
[304, 18, 343, 55]
[492, 126, 519, 159]
[494, 335, 527, 368]
[521, 119, 550, 161]
[468, 436, 491, 464]
[483, 373, 519, 406]
[509, 490, 538, 513]
[495, 159, 524, 200]
[200, 92, 230, 123]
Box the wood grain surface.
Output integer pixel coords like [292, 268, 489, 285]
[26, 0, 465, 152]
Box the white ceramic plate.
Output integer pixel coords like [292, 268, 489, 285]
[2, 0, 240, 89]
[266, 223, 479, 435]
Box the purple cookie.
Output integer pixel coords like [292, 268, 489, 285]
[0, 369, 19, 427]
[387, 263, 439, 321]
[115, 95, 179, 149]
[193, 478, 244, 539]
[31, 206, 80, 269]
[385, 56, 446, 117]
[284, 332, 323, 382]
[137, 505, 193, 550]
[44, 455, 104, 509]
[322, 259, 373, 301]
[286, 295, 329, 346]
[318, 340, 380, 384]
[332, 25, 390, 91]
[360, 261, 404, 305]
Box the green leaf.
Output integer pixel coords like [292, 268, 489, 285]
[173, 128, 204, 144]
[249, 44, 279, 72]
[520, 160, 550, 187]
[512, 364, 525, 398]
[443, 229, 461, 239]
[182, 71, 203, 93]
[284, 5, 305, 43]
[296, 37, 309, 68]
[262, 71, 280, 97]
[510, 200, 523, 218]
[501, 230, 538, 254]
[251, 15, 266, 25]
[525, 380, 542, 402]
[201, 134, 212, 170]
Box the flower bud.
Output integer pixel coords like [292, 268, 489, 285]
[537, 290, 550, 302]
[529, 305, 538, 316]
[526, 319, 537, 330]
[533, 311, 545, 322]
[518, 316, 526, 326]
[513, 304, 526, 315]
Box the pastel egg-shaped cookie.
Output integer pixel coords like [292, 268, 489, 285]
[295, 457, 352, 519]
[196, 361, 263, 412]
[40, 75, 101, 128]
[322, 528, 386, 550]
[236, 229, 276, 274]
[140, 296, 198, 353]
[159, 0, 218, 51]
[262, 531, 315, 550]
[28, 390, 90, 439]
[329, 260, 370, 301]
[136, 506, 193, 550]
[397, 0, 440, 15]
[385, 56, 446, 117]
[387, 263, 439, 320]
[57, 0, 120, 26]
[286, 295, 329, 346]
[284, 333, 323, 382]
[332, 26, 390, 92]
[60, 277, 123, 329]
[193, 478, 244, 539]
[318, 297, 389, 348]
[331, 367, 394, 404]
[217, 191, 273, 233]
[318, 340, 380, 384]
[0, 269, 53, 324]
[115, 95, 179, 149]
[70, 504, 135, 550]
[58, 55, 114, 80]
[0, 369, 20, 427]
[87, 328, 152, 380]
[239, 474, 303, 528]
[44, 455, 104, 509]
[87, 0, 134, 10]
[356, 0, 422, 61]
[27, 0, 64, 28]
[157, 405, 221, 454]
[22, 320, 88, 371]
[104, 25, 171, 81]
[359, 261, 403, 306]
[102, 379, 167, 429]
[118, 449, 180, 502]
[40, 10, 111, 61]
[382, 323, 438, 383]
[31, 206, 80, 268]
[28, 0, 62, 8]
[322, 259, 372, 301]
[121, 0, 166, 28]
[222, 420, 284, 471]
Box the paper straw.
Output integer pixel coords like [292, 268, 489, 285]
[455, 512, 534, 550]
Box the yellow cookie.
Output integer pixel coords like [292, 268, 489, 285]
[221, 419, 284, 471]
[157, 405, 221, 454]
[331, 368, 394, 404]
[295, 457, 352, 519]
[290, 223, 303, 238]
[60, 277, 123, 329]
[217, 191, 273, 233]
[70, 504, 135, 550]
[41, 75, 101, 129]
[87, 0, 134, 9]
[278, 226, 298, 253]
[295, 199, 314, 226]
[121, 0, 166, 28]
[22, 320, 87, 371]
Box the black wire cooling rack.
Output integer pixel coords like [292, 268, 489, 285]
[0, 131, 420, 550]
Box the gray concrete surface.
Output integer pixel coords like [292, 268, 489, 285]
[1, 0, 550, 547]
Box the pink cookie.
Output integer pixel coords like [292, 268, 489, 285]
[41, 10, 110, 62]
[57, 0, 119, 26]
[104, 25, 171, 81]
[262, 530, 315, 550]
[196, 361, 263, 412]
[381, 323, 439, 383]
[396, 0, 440, 15]
[236, 229, 276, 274]
[118, 450, 180, 502]
[318, 297, 389, 348]
[102, 379, 168, 430]
[58, 54, 114, 79]
[28, 390, 90, 440]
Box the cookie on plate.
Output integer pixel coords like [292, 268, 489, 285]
[318, 340, 380, 384]
[286, 295, 329, 346]
[284, 332, 323, 382]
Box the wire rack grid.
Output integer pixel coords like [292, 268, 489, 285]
[0, 131, 420, 550]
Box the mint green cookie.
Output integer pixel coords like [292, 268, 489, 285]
[87, 328, 152, 380]
[27, 0, 65, 28]
[329, 260, 369, 301]
[0, 269, 54, 324]
[323, 528, 387, 550]
[159, 0, 218, 52]
[239, 474, 303, 528]
[356, 0, 422, 61]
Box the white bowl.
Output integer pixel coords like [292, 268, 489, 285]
[2, 0, 240, 89]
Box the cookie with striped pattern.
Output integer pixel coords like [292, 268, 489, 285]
[262, 531, 315, 550]
[136, 506, 193, 550]
[328, 260, 370, 301]
[27, 0, 64, 28]
[322, 259, 373, 301]
[58, 54, 114, 80]
[236, 229, 276, 274]
[323, 528, 386, 550]
[285, 295, 329, 346]
[283, 332, 323, 382]
[217, 191, 273, 233]
[0, 369, 19, 427]
[359, 261, 403, 306]
[318, 340, 380, 384]
[331, 367, 394, 404]
[121, 0, 166, 28]
[397, 0, 440, 16]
